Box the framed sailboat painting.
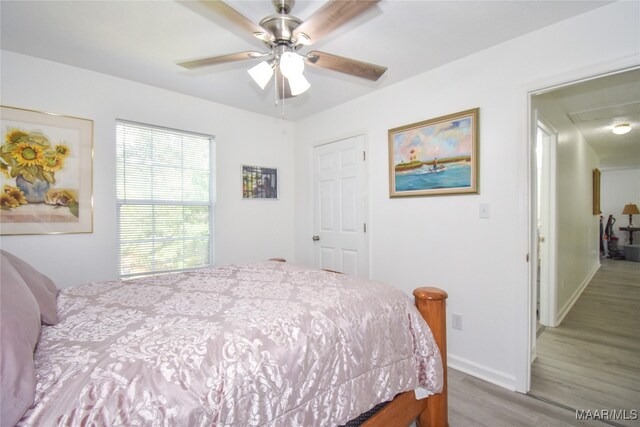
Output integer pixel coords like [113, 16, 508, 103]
[388, 108, 479, 197]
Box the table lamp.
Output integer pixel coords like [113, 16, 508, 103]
[622, 203, 639, 227]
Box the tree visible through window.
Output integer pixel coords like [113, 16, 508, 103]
[116, 121, 214, 277]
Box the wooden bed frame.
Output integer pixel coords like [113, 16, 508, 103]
[269, 259, 448, 427]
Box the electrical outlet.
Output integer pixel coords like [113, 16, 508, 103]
[452, 313, 463, 331]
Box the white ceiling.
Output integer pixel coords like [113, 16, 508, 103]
[535, 69, 640, 169]
[0, 0, 612, 121]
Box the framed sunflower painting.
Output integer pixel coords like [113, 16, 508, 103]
[0, 106, 93, 235]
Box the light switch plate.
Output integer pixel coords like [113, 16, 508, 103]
[479, 203, 490, 219]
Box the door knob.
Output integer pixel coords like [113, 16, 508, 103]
[312, 235, 320, 241]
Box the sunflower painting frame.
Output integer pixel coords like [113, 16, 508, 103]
[1, 106, 93, 235]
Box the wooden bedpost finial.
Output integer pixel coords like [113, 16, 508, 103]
[413, 287, 448, 301]
[413, 286, 448, 427]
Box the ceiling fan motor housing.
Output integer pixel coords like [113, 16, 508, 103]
[259, 13, 302, 46]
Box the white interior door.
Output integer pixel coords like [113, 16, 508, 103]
[313, 135, 368, 277]
[536, 118, 557, 327]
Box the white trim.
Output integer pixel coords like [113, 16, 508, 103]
[527, 56, 640, 97]
[210, 138, 217, 268]
[555, 262, 600, 326]
[116, 118, 215, 140]
[448, 354, 518, 391]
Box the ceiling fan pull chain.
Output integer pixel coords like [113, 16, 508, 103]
[281, 73, 286, 119]
[274, 73, 279, 108]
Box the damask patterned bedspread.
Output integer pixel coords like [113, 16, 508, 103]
[19, 261, 443, 426]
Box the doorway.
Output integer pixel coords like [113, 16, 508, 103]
[312, 134, 369, 277]
[525, 65, 639, 403]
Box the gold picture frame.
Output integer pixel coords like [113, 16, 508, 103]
[592, 168, 601, 215]
[1, 106, 93, 235]
[388, 108, 479, 197]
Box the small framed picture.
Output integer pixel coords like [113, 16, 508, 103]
[242, 165, 278, 199]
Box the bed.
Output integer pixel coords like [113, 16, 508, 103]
[1, 250, 448, 427]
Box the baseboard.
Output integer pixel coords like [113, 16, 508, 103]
[448, 354, 517, 391]
[555, 262, 600, 325]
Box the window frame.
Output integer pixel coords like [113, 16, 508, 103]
[115, 119, 215, 278]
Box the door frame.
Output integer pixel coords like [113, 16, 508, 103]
[533, 114, 558, 329]
[518, 56, 639, 393]
[310, 131, 370, 278]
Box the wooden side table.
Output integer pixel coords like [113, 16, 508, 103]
[619, 226, 640, 245]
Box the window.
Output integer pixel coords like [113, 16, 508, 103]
[116, 121, 214, 277]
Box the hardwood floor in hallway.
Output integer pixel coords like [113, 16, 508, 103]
[529, 258, 640, 426]
[449, 368, 607, 426]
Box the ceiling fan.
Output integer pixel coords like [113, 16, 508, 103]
[177, 0, 387, 99]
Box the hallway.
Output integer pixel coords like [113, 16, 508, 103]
[529, 259, 640, 426]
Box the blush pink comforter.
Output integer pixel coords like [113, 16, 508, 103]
[19, 261, 442, 426]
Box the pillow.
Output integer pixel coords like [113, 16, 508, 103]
[0, 256, 41, 426]
[0, 250, 58, 325]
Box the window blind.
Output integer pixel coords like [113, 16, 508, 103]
[116, 120, 214, 278]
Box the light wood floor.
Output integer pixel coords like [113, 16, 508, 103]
[529, 258, 640, 426]
[449, 368, 607, 426]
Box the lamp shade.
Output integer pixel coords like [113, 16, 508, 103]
[248, 61, 274, 90]
[279, 52, 304, 78]
[287, 73, 310, 96]
[280, 51, 310, 95]
[622, 203, 640, 215]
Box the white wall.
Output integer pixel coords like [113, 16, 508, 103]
[0, 51, 296, 287]
[294, 1, 639, 391]
[601, 168, 640, 245]
[533, 96, 601, 324]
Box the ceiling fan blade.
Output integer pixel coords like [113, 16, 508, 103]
[275, 68, 294, 99]
[183, 0, 266, 39]
[306, 51, 387, 81]
[177, 51, 266, 69]
[293, 0, 380, 45]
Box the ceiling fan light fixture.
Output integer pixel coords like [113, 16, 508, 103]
[180, 0, 387, 104]
[248, 60, 274, 90]
[279, 51, 304, 78]
[612, 123, 632, 135]
[288, 72, 310, 96]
